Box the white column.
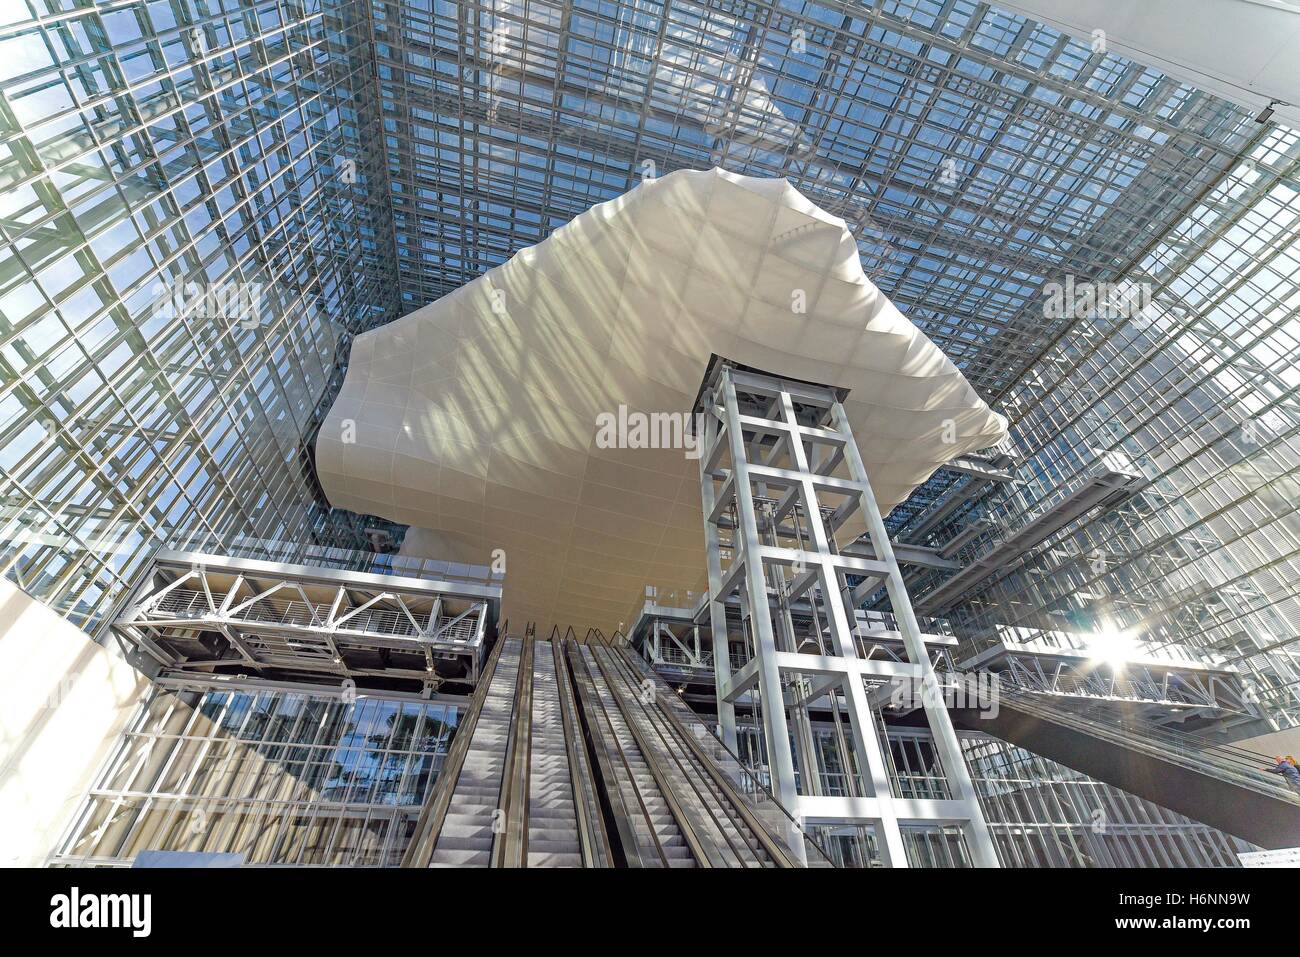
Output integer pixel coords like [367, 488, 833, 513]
[720, 373, 800, 811]
[698, 396, 738, 750]
[830, 400, 1000, 868]
[699, 365, 999, 867]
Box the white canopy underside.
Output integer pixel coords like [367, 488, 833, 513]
[316, 168, 1007, 633]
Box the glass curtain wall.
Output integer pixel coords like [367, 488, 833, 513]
[52, 683, 457, 866]
[908, 127, 1300, 730]
[963, 735, 1252, 867]
[0, 0, 398, 633]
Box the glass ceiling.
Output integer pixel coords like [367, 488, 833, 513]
[0, 0, 1286, 656]
[370, 0, 1256, 399]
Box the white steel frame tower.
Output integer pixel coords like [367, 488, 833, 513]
[697, 363, 999, 867]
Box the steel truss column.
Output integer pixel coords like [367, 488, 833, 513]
[699, 365, 999, 867]
[719, 375, 801, 813]
[699, 401, 739, 751]
[829, 400, 1000, 867]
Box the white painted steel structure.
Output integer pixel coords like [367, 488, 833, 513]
[698, 363, 998, 867]
[113, 550, 500, 696]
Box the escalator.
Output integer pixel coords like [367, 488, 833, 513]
[593, 643, 773, 866]
[603, 641, 835, 867]
[582, 643, 780, 865]
[954, 686, 1300, 849]
[403, 636, 611, 867]
[403, 632, 832, 867]
[522, 639, 590, 863]
[403, 636, 521, 866]
[567, 642, 698, 866]
[524, 638, 608, 866]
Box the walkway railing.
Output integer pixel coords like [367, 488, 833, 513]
[996, 685, 1300, 804]
[608, 637, 837, 866]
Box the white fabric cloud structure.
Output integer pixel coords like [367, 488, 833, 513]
[316, 168, 1007, 633]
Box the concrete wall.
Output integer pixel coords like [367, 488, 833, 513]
[1236, 726, 1300, 763]
[0, 577, 148, 866]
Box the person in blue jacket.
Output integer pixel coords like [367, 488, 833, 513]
[1263, 756, 1300, 796]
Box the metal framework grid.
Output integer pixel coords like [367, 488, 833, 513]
[369, 0, 1254, 408]
[52, 679, 459, 867]
[902, 126, 1300, 731]
[113, 549, 501, 695]
[0, 0, 1278, 653]
[0, 0, 1292, 871]
[698, 363, 997, 866]
[355, 0, 1299, 728]
[0, 0, 399, 633]
[961, 734, 1252, 868]
[634, 604, 714, 680]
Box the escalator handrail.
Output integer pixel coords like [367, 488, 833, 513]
[997, 684, 1279, 763]
[402, 634, 511, 867]
[607, 637, 838, 867]
[1001, 686, 1277, 769]
[600, 642, 805, 867]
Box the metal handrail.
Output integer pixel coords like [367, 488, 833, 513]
[1025, 673, 1211, 704]
[998, 686, 1300, 803]
[1003, 685, 1276, 762]
[401, 635, 511, 867]
[607, 637, 837, 866]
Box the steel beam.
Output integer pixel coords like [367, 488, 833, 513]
[700, 364, 1000, 867]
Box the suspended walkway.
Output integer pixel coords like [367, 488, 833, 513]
[954, 686, 1300, 849]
